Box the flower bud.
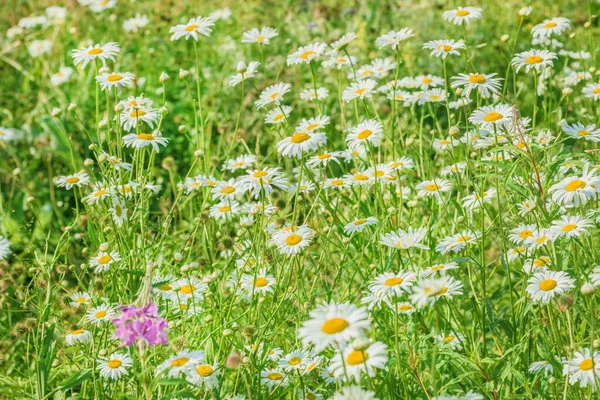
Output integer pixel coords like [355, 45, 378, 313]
[223, 329, 232, 337]
[159, 106, 168, 115]
[68, 103, 77, 111]
[114, 103, 124, 112]
[159, 71, 170, 82]
[501, 35, 510, 42]
[99, 66, 109, 74]
[99, 243, 109, 252]
[51, 107, 62, 117]
[178, 125, 187, 133]
[581, 283, 596, 296]
[179, 68, 189, 79]
[84, 158, 94, 167]
[98, 153, 107, 162]
[194, 149, 204, 157]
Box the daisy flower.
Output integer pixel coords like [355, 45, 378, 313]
[120, 107, 159, 130]
[526, 270, 574, 304]
[306, 150, 342, 168]
[240, 268, 276, 296]
[369, 271, 417, 296]
[469, 104, 514, 129]
[379, 227, 429, 250]
[273, 225, 314, 255]
[265, 106, 292, 124]
[508, 224, 537, 244]
[562, 348, 600, 390]
[420, 262, 460, 278]
[442, 6, 483, 25]
[229, 61, 260, 87]
[346, 119, 383, 150]
[375, 28, 414, 49]
[186, 361, 220, 388]
[224, 154, 257, 172]
[277, 131, 327, 158]
[0, 236, 12, 260]
[172, 277, 208, 301]
[50, 66, 73, 86]
[410, 277, 464, 308]
[241, 167, 289, 198]
[549, 215, 592, 239]
[512, 49, 556, 73]
[529, 361, 554, 375]
[97, 353, 133, 380]
[72, 42, 120, 68]
[416, 74, 444, 89]
[451, 73, 502, 98]
[56, 171, 90, 189]
[242, 27, 278, 44]
[169, 16, 214, 41]
[328, 32, 357, 54]
[342, 79, 377, 102]
[298, 301, 370, 351]
[423, 39, 466, 59]
[261, 369, 288, 388]
[344, 217, 377, 235]
[66, 329, 92, 346]
[300, 87, 329, 101]
[462, 188, 496, 211]
[416, 178, 452, 198]
[90, 250, 121, 273]
[330, 341, 388, 380]
[211, 179, 246, 200]
[287, 42, 327, 65]
[549, 164, 600, 207]
[322, 54, 356, 69]
[123, 131, 169, 152]
[210, 200, 241, 220]
[157, 350, 205, 377]
[69, 291, 91, 307]
[583, 82, 600, 100]
[436, 231, 480, 254]
[108, 199, 128, 227]
[255, 82, 292, 109]
[86, 304, 117, 325]
[436, 332, 463, 348]
[279, 350, 310, 372]
[562, 122, 600, 142]
[95, 71, 135, 91]
[123, 14, 149, 32]
[532, 17, 570, 38]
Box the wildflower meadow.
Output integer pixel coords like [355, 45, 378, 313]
[3, 1, 600, 399]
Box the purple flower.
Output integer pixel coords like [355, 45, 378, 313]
[112, 303, 168, 347]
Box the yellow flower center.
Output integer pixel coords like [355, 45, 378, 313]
[578, 130, 590, 136]
[88, 48, 103, 55]
[483, 112, 503, 122]
[331, 179, 344, 186]
[469, 74, 486, 84]
[130, 110, 146, 117]
[256, 35, 265, 41]
[321, 317, 349, 334]
[300, 50, 316, 60]
[185, 24, 198, 32]
[580, 359, 594, 371]
[437, 44, 453, 52]
[107, 74, 122, 82]
[347, 350, 368, 365]
[107, 360, 122, 368]
[286, 234, 302, 246]
[355, 88, 367, 95]
[353, 219, 367, 225]
[269, 92, 279, 100]
[439, 140, 450, 145]
[443, 335, 455, 343]
[267, 372, 283, 380]
[289, 357, 302, 365]
[71, 329, 85, 335]
[544, 22, 557, 28]
[318, 153, 331, 160]
[594, 88, 600, 94]
[539, 279, 557, 291]
[95, 310, 107, 318]
[562, 224, 577, 232]
[196, 365, 214, 377]
[221, 186, 235, 194]
[422, 77, 432, 84]
[431, 265, 444, 271]
[306, 123, 319, 130]
[66, 177, 80, 184]
[385, 277, 403, 286]
[158, 283, 172, 291]
[457, 236, 471, 242]
[137, 133, 154, 140]
[180, 285, 195, 294]
[76, 297, 86, 303]
[219, 206, 230, 213]
[358, 129, 373, 140]
[253, 171, 268, 178]
[525, 55, 543, 65]
[93, 189, 106, 197]
[274, 114, 284, 121]
[291, 132, 310, 144]
[455, 10, 470, 17]
[425, 184, 439, 191]
[97, 255, 112, 264]
[399, 304, 412, 311]
[566, 179, 586, 192]
[520, 230, 533, 239]
[254, 277, 268, 287]
[170, 357, 189, 367]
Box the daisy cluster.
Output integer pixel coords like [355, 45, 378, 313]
[3, 2, 600, 400]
